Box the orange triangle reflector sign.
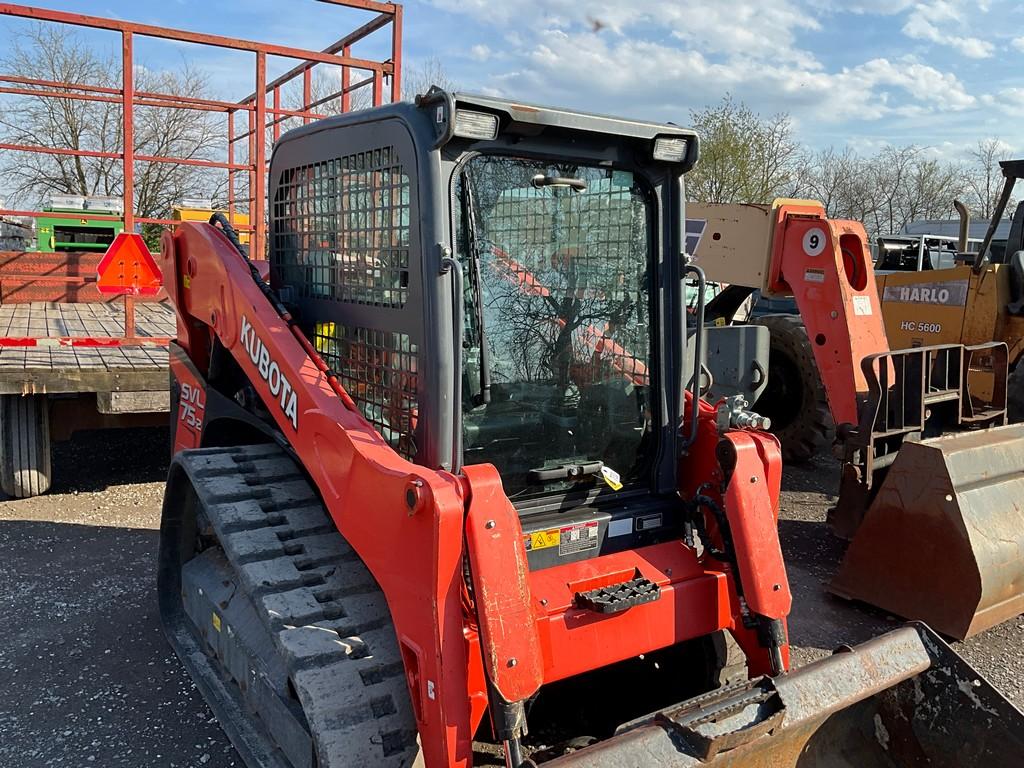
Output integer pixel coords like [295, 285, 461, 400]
[96, 233, 162, 295]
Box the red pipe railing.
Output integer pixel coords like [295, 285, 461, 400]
[0, 1, 403, 253]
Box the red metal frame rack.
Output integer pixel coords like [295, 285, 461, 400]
[0, 0, 402, 265]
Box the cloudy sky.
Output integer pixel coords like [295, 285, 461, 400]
[6, 1, 1023, 158]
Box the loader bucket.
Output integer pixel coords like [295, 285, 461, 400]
[829, 423, 1024, 640]
[545, 624, 1024, 768]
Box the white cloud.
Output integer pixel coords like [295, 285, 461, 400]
[901, 1, 995, 58]
[839, 56, 976, 114]
[469, 44, 491, 61]
[661, 3, 821, 63]
[1012, 36, 1024, 52]
[430, 0, 821, 62]
[846, 136, 895, 154]
[820, 0, 916, 11]
[428, 0, 1013, 150]
[909, 137, 1018, 161]
[480, 18, 975, 124]
[994, 87, 1024, 117]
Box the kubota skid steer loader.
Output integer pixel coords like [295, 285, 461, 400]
[157, 90, 1024, 767]
[690, 199, 1024, 640]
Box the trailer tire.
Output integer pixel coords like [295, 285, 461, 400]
[0, 394, 51, 498]
[752, 315, 833, 463]
[1008, 362, 1024, 423]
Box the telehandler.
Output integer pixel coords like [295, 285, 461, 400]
[158, 90, 1024, 767]
[874, 163, 1024, 419]
[690, 198, 1024, 640]
[695, 170, 1024, 467]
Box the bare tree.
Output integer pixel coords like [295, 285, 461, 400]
[276, 54, 455, 134]
[795, 147, 871, 220]
[965, 138, 1012, 219]
[896, 155, 964, 228]
[860, 146, 918, 236]
[794, 145, 963, 238]
[682, 96, 987, 239]
[401, 56, 455, 101]
[0, 25, 120, 202]
[687, 96, 801, 204]
[0, 24, 223, 228]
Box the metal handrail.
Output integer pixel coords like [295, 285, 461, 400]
[0, 2, 403, 260]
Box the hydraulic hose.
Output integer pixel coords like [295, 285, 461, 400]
[208, 212, 246, 257]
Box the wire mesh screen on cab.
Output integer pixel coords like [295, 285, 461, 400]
[271, 146, 412, 307]
[313, 324, 419, 460]
[270, 145, 419, 461]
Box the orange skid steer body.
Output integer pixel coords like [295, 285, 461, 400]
[691, 199, 1024, 640]
[156, 92, 1024, 768]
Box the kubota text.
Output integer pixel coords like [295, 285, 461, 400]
[240, 315, 299, 430]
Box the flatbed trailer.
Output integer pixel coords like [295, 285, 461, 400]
[0, 1, 403, 497]
[0, 297, 172, 497]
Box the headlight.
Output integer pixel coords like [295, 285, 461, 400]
[653, 136, 689, 163]
[453, 110, 499, 140]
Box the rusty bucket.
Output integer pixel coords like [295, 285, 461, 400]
[829, 423, 1024, 640]
[546, 624, 1024, 767]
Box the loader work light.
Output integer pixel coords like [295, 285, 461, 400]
[453, 109, 499, 140]
[653, 136, 689, 163]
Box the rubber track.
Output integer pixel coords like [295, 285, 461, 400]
[182, 445, 421, 767]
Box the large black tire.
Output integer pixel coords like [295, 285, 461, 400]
[752, 315, 833, 463]
[0, 394, 51, 498]
[1009, 362, 1024, 423]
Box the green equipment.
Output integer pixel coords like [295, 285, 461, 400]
[36, 195, 124, 253]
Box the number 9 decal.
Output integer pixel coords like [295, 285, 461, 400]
[802, 227, 827, 257]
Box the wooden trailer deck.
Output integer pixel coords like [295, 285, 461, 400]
[0, 301, 173, 395]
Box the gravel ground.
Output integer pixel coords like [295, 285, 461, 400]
[0, 429, 1021, 767]
[0, 428, 238, 768]
[780, 454, 1024, 707]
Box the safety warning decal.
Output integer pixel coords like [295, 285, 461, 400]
[852, 295, 873, 316]
[804, 268, 826, 283]
[524, 528, 560, 552]
[558, 521, 600, 556]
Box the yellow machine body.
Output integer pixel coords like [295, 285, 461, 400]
[876, 262, 1024, 399]
[172, 205, 251, 245]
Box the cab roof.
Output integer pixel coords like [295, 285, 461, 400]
[275, 88, 700, 171]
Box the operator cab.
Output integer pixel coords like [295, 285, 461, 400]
[874, 234, 963, 272]
[268, 90, 750, 570]
[456, 156, 654, 495]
